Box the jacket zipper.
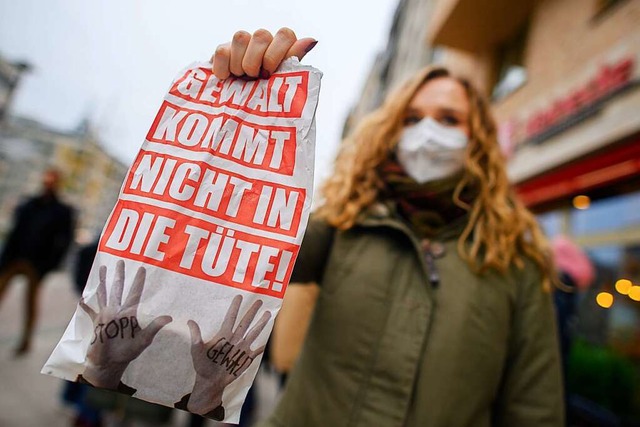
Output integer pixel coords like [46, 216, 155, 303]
[422, 246, 440, 287]
[359, 218, 439, 289]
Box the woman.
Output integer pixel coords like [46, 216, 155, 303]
[212, 29, 564, 427]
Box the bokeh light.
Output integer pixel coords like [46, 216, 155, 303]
[572, 195, 591, 210]
[596, 292, 614, 308]
[615, 279, 632, 295]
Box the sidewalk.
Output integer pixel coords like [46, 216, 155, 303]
[0, 271, 280, 427]
[0, 272, 78, 427]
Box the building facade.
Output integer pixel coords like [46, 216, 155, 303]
[0, 116, 129, 245]
[350, 0, 640, 423]
[0, 54, 30, 124]
[342, 0, 439, 136]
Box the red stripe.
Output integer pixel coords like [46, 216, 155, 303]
[515, 137, 640, 207]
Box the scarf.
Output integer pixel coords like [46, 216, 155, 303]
[379, 158, 476, 239]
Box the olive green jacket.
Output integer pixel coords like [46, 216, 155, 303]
[261, 204, 564, 427]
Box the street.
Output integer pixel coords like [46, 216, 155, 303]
[0, 271, 79, 426]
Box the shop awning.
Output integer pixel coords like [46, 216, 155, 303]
[427, 0, 535, 51]
[515, 137, 640, 208]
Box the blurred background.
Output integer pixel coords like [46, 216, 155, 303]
[0, 0, 639, 426]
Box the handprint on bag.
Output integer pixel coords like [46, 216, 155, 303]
[78, 260, 172, 390]
[177, 294, 271, 418]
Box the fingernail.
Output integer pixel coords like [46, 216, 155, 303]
[305, 40, 318, 53]
[259, 68, 271, 79]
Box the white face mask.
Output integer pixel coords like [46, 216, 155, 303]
[396, 116, 468, 183]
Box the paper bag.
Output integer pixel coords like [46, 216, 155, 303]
[42, 58, 321, 423]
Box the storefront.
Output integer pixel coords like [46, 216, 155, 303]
[509, 53, 640, 425]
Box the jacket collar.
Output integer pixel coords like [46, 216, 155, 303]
[357, 201, 468, 242]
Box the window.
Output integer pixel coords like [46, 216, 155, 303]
[572, 192, 640, 236]
[491, 24, 529, 102]
[537, 210, 564, 237]
[537, 190, 640, 422]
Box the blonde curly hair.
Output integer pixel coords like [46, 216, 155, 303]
[315, 66, 554, 289]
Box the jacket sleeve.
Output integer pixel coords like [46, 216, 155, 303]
[50, 205, 75, 269]
[289, 217, 335, 284]
[0, 199, 29, 266]
[493, 265, 565, 427]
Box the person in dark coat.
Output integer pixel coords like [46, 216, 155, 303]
[0, 168, 74, 355]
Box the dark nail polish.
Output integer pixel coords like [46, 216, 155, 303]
[305, 40, 318, 53]
[260, 68, 271, 79]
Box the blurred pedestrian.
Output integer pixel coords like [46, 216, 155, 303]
[0, 168, 74, 355]
[74, 239, 100, 294]
[550, 235, 595, 425]
[550, 235, 595, 370]
[210, 29, 564, 427]
[62, 238, 102, 427]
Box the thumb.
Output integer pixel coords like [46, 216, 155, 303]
[78, 298, 97, 321]
[285, 38, 318, 61]
[142, 315, 172, 344]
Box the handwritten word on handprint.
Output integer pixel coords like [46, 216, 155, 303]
[183, 294, 270, 416]
[91, 316, 141, 344]
[205, 337, 256, 377]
